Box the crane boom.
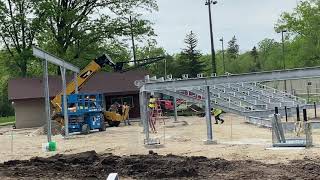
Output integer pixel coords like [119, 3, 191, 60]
[51, 54, 115, 110]
[51, 54, 166, 113]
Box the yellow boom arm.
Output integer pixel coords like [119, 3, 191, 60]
[51, 55, 114, 111]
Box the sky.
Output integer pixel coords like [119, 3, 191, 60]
[145, 0, 298, 54]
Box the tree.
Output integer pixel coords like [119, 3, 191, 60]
[250, 46, 260, 71]
[176, 31, 204, 77]
[227, 36, 239, 60]
[136, 41, 168, 77]
[276, 0, 320, 65]
[0, 0, 40, 77]
[34, 0, 158, 73]
[257, 38, 283, 70]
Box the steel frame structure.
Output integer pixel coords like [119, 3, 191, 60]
[137, 67, 320, 145]
[33, 46, 80, 140]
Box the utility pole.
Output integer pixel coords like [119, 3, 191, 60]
[220, 37, 226, 74]
[205, 0, 218, 74]
[129, 16, 137, 65]
[279, 30, 287, 92]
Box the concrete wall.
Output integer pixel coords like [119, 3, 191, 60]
[13, 98, 45, 129]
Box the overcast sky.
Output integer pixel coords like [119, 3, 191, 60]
[145, 0, 298, 54]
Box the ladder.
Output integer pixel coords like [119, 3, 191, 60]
[149, 100, 164, 133]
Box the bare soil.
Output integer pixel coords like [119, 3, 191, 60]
[1, 150, 320, 179]
[1, 114, 320, 179]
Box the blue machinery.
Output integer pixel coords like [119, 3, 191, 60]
[61, 94, 106, 134]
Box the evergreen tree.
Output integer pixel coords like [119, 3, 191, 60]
[251, 46, 260, 71]
[227, 36, 239, 60]
[178, 31, 204, 77]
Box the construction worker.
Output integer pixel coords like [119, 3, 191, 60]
[211, 108, 224, 124]
[148, 95, 157, 132]
[149, 95, 156, 109]
[122, 102, 131, 125]
[109, 102, 119, 113]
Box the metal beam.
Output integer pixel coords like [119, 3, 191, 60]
[43, 60, 51, 142]
[142, 67, 320, 91]
[205, 86, 213, 143]
[60, 67, 69, 136]
[33, 46, 80, 73]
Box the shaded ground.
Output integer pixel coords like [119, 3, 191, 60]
[1, 150, 320, 180]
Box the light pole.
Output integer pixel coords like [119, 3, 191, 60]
[220, 37, 226, 74]
[278, 30, 287, 92]
[205, 0, 217, 74]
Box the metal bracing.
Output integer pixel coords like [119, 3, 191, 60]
[190, 88, 253, 112]
[231, 83, 296, 108]
[33, 46, 80, 73]
[208, 86, 268, 110]
[159, 89, 270, 117]
[217, 84, 270, 108]
[244, 82, 300, 103]
[229, 83, 292, 108]
[255, 82, 307, 104]
[138, 67, 320, 91]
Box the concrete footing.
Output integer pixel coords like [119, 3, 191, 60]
[144, 144, 165, 149]
[165, 121, 188, 128]
[203, 140, 217, 145]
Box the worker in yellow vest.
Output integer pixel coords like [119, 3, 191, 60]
[211, 108, 224, 124]
[148, 95, 156, 109]
[148, 95, 157, 132]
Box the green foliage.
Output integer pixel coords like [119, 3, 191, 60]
[34, 0, 158, 73]
[226, 36, 239, 60]
[250, 46, 260, 72]
[180, 31, 204, 77]
[0, 0, 39, 77]
[0, 116, 15, 125]
[276, 0, 320, 66]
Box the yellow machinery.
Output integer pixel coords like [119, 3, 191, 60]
[51, 55, 127, 128]
[51, 54, 166, 129]
[104, 106, 130, 127]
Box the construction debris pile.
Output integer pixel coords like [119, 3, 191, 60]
[1, 151, 320, 179]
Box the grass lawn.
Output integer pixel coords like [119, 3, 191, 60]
[0, 116, 15, 126]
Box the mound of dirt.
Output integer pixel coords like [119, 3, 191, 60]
[1, 151, 320, 179]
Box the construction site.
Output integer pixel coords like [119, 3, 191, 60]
[0, 46, 319, 179]
[2, 1, 320, 179]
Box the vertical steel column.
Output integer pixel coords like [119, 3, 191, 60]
[60, 67, 69, 136]
[173, 89, 178, 122]
[139, 91, 145, 126]
[140, 91, 149, 142]
[205, 86, 213, 143]
[43, 60, 51, 142]
[296, 105, 300, 122]
[74, 72, 79, 110]
[314, 102, 317, 118]
[284, 106, 288, 122]
[303, 109, 308, 122]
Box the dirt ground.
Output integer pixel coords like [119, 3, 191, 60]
[1, 114, 320, 179]
[1, 150, 320, 180]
